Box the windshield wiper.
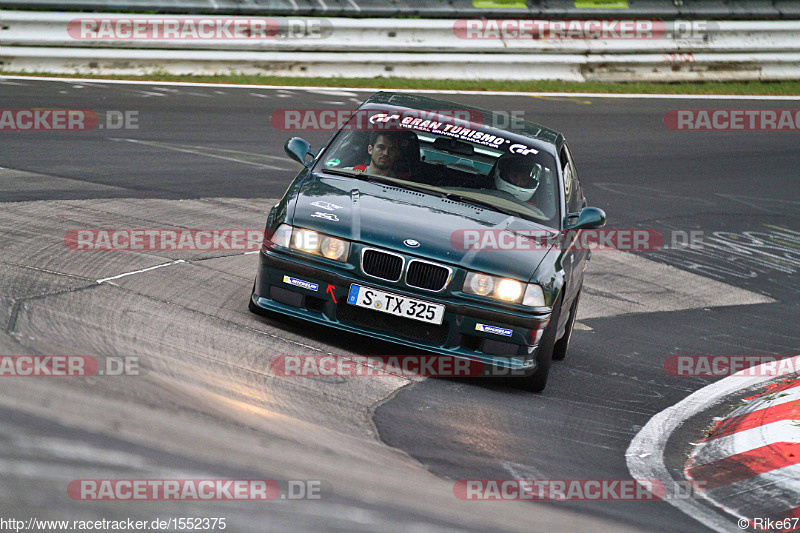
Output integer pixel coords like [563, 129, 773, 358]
[321, 169, 525, 219]
[321, 168, 403, 186]
[320, 168, 440, 196]
[320, 168, 365, 179]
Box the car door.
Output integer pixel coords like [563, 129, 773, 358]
[559, 144, 588, 318]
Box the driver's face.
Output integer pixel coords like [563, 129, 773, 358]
[368, 136, 398, 170]
[506, 166, 533, 187]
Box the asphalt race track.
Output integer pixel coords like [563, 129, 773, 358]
[1, 77, 799, 532]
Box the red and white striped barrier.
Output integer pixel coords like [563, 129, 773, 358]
[686, 378, 800, 530]
[628, 355, 800, 532]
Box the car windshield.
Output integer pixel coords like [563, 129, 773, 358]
[312, 112, 561, 228]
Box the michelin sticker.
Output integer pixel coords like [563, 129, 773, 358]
[283, 275, 319, 291]
[475, 323, 513, 337]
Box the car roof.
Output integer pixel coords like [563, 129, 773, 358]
[359, 91, 566, 153]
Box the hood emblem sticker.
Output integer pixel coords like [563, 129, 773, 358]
[311, 201, 343, 211]
[404, 239, 420, 248]
[311, 212, 339, 221]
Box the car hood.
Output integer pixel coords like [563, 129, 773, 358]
[291, 175, 555, 281]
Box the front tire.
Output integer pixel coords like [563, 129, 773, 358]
[515, 294, 563, 393]
[552, 289, 580, 361]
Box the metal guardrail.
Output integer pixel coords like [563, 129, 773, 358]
[0, 0, 798, 19]
[4, 12, 800, 53]
[5, 47, 800, 82]
[2, 11, 800, 81]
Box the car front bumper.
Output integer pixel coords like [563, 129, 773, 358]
[252, 249, 552, 375]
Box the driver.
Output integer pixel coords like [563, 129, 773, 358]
[494, 153, 542, 203]
[349, 131, 399, 177]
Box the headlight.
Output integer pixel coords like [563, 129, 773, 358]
[287, 226, 350, 262]
[293, 228, 319, 252]
[320, 235, 348, 261]
[463, 271, 545, 307]
[496, 278, 523, 301]
[466, 272, 495, 296]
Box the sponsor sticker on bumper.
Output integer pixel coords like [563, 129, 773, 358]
[476, 323, 513, 337]
[283, 275, 319, 291]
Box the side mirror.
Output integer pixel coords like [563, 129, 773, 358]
[570, 207, 606, 230]
[284, 137, 315, 168]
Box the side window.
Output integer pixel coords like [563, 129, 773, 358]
[566, 145, 585, 210]
[560, 145, 582, 214]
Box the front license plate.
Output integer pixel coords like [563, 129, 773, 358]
[347, 284, 445, 325]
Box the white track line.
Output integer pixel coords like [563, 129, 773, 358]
[2, 75, 800, 100]
[110, 138, 293, 170]
[626, 355, 800, 532]
[96, 259, 186, 284]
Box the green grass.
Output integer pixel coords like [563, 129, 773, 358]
[2, 71, 800, 95]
